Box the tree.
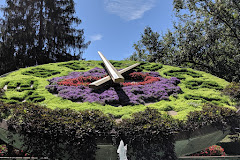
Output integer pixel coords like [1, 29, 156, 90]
[129, 0, 240, 81]
[128, 41, 147, 61]
[129, 27, 165, 63]
[172, 0, 240, 81]
[0, 0, 90, 73]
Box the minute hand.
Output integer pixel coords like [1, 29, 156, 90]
[98, 51, 124, 83]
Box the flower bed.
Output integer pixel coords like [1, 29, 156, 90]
[0, 144, 7, 156]
[189, 145, 226, 156]
[46, 67, 181, 106]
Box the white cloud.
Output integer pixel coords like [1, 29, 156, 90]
[90, 34, 103, 42]
[104, 0, 156, 21]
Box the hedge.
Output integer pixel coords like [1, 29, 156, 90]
[0, 102, 239, 160]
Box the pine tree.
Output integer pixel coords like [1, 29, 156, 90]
[0, 0, 90, 72]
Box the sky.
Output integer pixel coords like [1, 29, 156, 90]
[0, 0, 176, 61]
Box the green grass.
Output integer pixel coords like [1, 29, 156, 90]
[0, 60, 236, 120]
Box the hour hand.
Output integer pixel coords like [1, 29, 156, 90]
[88, 51, 140, 89]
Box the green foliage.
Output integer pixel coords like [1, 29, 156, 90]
[185, 104, 239, 130]
[164, 69, 202, 79]
[0, 0, 90, 75]
[184, 94, 221, 102]
[223, 82, 240, 103]
[4, 79, 37, 91]
[104, 60, 136, 69]
[108, 60, 124, 68]
[0, 81, 9, 89]
[127, 27, 165, 63]
[19, 80, 38, 91]
[0, 102, 114, 159]
[25, 92, 45, 103]
[163, 105, 174, 111]
[132, 62, 162, 72]
[0, 102, 238, 159]
[0, 78, 41, 104]
[58, 62, 86, 70]
[117, 108, 179, 159]
[129, 0, 240, 82]
[116, 105, 239, 160]
[22, 68, 60, 78]
[171, 0, 240, 82]
[144, 63, 163, 71]
[7, 81, 21, 89]
[185, 80, 223, 90]
[0, 99, 18, 104]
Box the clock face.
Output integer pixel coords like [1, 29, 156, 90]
[0, 60, 232, 119]
[46, 67, 181, 106]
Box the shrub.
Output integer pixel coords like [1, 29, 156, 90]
[184, 104, 239, 131]
[0, 144, 30, 157]
[223, 82, 240, 103]
[116, 108, 179, 160]
[0, 102, 114, 160]
[0, 102, 239, 160]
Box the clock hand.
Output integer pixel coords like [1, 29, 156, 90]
[98, 51, 124, 83]
[89, 61, 140, 89]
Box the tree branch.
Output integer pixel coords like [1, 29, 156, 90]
[203, 1, 240, 43]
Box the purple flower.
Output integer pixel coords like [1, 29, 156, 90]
[46, 68, 182, 106]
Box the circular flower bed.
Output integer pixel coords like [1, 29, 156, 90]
[46, 67, 181, 106]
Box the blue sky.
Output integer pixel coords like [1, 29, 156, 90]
[0, 0, 176, 61]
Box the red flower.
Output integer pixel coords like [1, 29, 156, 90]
[57, 72, 161, 87]
[190, 145, 226, 156]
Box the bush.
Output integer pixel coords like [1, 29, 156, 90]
[0, 144, 29, 157]
[0, 102, 239, 160]
[116, 108, 179, 160]
[185, 104, 239, 131]
[0, 102, 114, 160]
[223, 82, 240, 103]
